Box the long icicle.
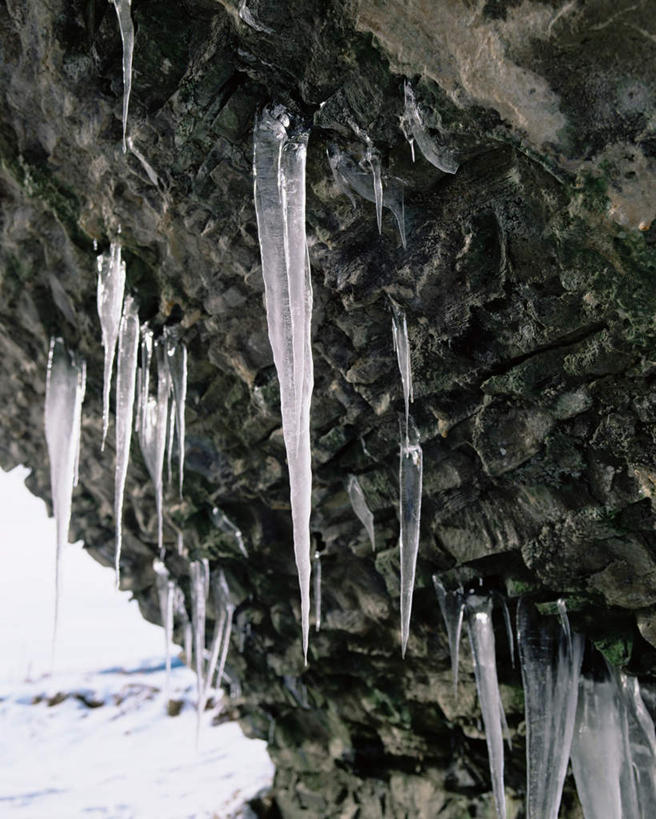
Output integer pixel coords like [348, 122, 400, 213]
[391, 300, 413, 437]
[45, 338, 86, 664]
[347, 474, 375, 551]
[399, 416, 422, 657]
[432, 576, 464, 697]
[97, 241, 126, 450]
[110, 0, 134, 152]
[253, 105, 313, 663]
[153, 558, 172, 707]
[164, 328, 187, 498]
[190, 559, 209, 744]
[114, 295, 139, 587]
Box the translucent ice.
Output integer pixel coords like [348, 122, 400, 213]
[364, 142, 383, 232]
[517, 599, 584, 819]
[110, 0, 134, 152]
[114, 295, 139, 587]
[465, 591, 507, 819]
[401, 81, 459, 174]
[238, 0, 273, 33]
[97, 241, 126, 450]
[432, 576, 464, 696]
[399, 417, 422, 657]
[45, 338, 86, 656]
[153, 558, 174, 705]
[190, 559, 210, 740]
[313, 551, 322, 632]
[347, 474, 375, 551]
[212, 506, 248, 557]
[253, 105, 313, 662]
[391, 301, 413, 435]
[164, 328, 187, 497]
[327, 144, 406, 247]
[620, 673, 656, 816]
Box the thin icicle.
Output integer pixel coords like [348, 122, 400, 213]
[327, 144, 406, 247]
[238, 0, 273, 33]
[212, 506, 248, 557]
[45, 338, 86, 662]
[364, 142, 383, 233]
[110, 0, 134, 152]
[517, 599, 584, 819]
[620, 672, 656, 816]
[432, 576, 464, 696]
[166, 399, 175, 488]
[97, 241, 126, 450]
[399, 416, 422, 657]
[114, 294, 139, 587]
[201, 570, 232, 713]
[391, 300, 413, 435]
[164, 328, 187, 497]
[313, 551, 322, 632]
[153, 559, 173, 706]
[401, 81, 459, 174]
[556, 598, 572, 654]
[347, 474, 375, 551]
[190, 559, 209, 741]
[254, 105, 313, 662]
[216, 603, 234, 694]
[495, 592, 515, 667]
[127, 137, 159, 187]
[465, 591, 507, 819]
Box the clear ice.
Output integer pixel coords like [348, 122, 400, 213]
[212, 506, 248, 557]
[620, 673, 656, 816]
[253, 105, 314, 662]
[190, 559, 210, 739]
[327, 144, 406, 247]
[391, 300, 413, 435]
[114, 294, 139, 587]
[347, 474, 375, 551]
[97, 241, 126, 450]
[313, 551, 322, 632]
[401, 81, 459, 174]
[110, 0, 134, 152]
[238, 0, 273, 33]
[153, 558, 174, 705]
[465, 591, 507, 819]
[164, 327, 187, 497]
[364, 142, 383, 232]
[432, 576, 464, 696]
[399, 416, 422, 658]
[45, 338, 86, 656]
[516, 599, 584, 819]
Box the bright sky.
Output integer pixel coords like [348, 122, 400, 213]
[0, 465, 167, 682]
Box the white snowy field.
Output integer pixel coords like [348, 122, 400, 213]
[0, 466, 274, 818]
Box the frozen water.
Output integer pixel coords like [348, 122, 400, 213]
[517, 599, 584, 819]
[153, 558, 173, 705]
[190, 559, 210, 741]
[432, 576, 464, 696]
[164, 327, 187, 497]
[401, 82, 459, 174]
[620, 673, 656, 816]
[391, 300, 413, 435]
[96, 241, 126, 450]
[313, 551, 322, 632]
[212, 506, 248, 557]
[110, 0, 134, 152]
[114, 294, 139, 587]
[399, 416, 422, 657]
[364, 142, 383, 232]
[347, 474, 375, 551]
[253, 105, 314, 662]
[45, 338, 86, 660]
[238, 0, 273, 33]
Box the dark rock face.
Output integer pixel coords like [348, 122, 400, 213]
[1, 0, 656, 815]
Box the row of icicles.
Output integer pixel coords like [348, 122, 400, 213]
[43, 5, 656, 812]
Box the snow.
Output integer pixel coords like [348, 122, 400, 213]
[0, 466, 274, 817]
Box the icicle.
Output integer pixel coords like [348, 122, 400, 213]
[114, 295, 139, 588]
[153, 559, 173, 706]
[432, 576, 464, 696]
[399, 416, 422, 658]
[391, 300, 413, 436]
[517, 599, 584, 819]
[465, 591, 507, 819]
[556, 598, 572, 654]
[327, 144, 406, 248]
[164, 328, 187, 497]
[313, 551, 322, 632]
[166, 399, 175, 488]
[401, 81, 459, 174]
[238, 0, 273, 33]
[346, 474, 375, 551]
[110, 0, 134, 152]
[127, 137, 159, 187]
[45, 338, 86, 661]
[212, 506, 248, 557]
[620, 673, 656, 816]
[364, 142, 383, 233]
[253, 105, 313, 663]
[216, 603, 234, 694]
[97, 241, 126, 450]
[494, 592, 515, 667]
[190, 559, 209, 741]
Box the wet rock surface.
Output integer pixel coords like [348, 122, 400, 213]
[1, 0, 656, 815]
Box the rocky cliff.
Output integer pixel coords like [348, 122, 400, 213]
[1, 0, 656, 816]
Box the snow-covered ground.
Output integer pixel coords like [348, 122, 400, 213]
[0, 466, 274, 818]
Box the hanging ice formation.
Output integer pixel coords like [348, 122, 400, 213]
[400, 81, 459, 174]
[253, 104, 314, 662]
[399, 416, 422, 657]
[163, 327, 187, 497]
[313, 551, 322, 632]
[391, 300, 413, 435]
[212, 506, 248, 557]
[113, 295, 139, 587]
[153, 558, 174, 705]
[174, 586, 193, 666]
[97, 241, 126, 450]
[571, 662, 656, 819]
[45, 338, 86, 656]
[110, 0, 134, 152]
[517, 599, 584, 819]
[432, 577, 464, 696]
[346, 474, 375, 551]
[238, 0, 273, 33]
[210, 570, 234, 697]
[465, 590, 510, 819]
[327, 144, 406, 247]
[190, 558, 210, 739]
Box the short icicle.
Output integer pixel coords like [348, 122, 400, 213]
[399, 416, 422, 657]
[212, 507, 248, 557]
[401, 81, 459, 174]
[465, 591, 507, 819]
[97, 241, 126, 450]
[110, 0, 134, 152]
[45, 338, 86, 662]
[347, 474, 375, 551]
[114, 294, 139, 587]
[517, 598, 584, 819]
[432, 576, 464, 696]
[253, 105, 313, 663]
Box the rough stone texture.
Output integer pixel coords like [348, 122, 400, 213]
[1, 0, 656, 815]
